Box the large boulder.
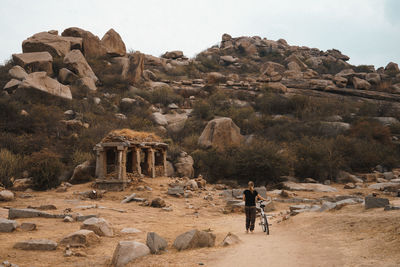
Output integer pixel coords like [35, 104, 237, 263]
[13, 239, 57, 251]
[173, 229, 216, 251]
[101, 28, 126, 57]
[22, 31, 82, 58]
[63, 49, 98, 83]
[58, 68, 79, 84]
[146, 232, 168, 254]
[12, 52, 53, 75]
[0, 190, 14, 201]
[174, 152, 194, 178]
[17, 72, 72, 100]
[70, 161, 95, 184]
[60, 229, 100, 247]
[384, 62, 400, 76]
[111, 52, 144, 84]
[111, 241, 150, 267]
[198, 117, 244, 150]
[62, 27, 107, 58]
[80, 217, 113, 237]
[0, 218, 18, 232]
[8, 65, 28, 80]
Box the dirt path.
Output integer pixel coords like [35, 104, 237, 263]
[206, 215, 345, 267]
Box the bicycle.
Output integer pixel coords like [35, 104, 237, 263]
[258, 200, 270, 235]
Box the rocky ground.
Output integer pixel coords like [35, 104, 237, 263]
[1, 177, 400, 267]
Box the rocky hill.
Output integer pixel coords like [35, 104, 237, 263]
[1, 27, 400, 190]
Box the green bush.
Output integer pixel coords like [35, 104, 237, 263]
[0, 149, 22, 187]
[26, 149, 64, 190]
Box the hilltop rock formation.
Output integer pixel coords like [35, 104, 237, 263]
[101, 28, 126, 57]
[62, 27, 107, 58]
[63, 49, 98, 83]
[22, 31, 82, 57]
[12, 52, 53, 75]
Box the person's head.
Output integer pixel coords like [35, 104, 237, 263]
[248, 181, 254, 192]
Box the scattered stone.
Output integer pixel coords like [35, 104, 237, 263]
[365, 196, 389, 209]
[8, 208, 60, 219]
[186, 179, 198, 191]
[13, 239, 57, 251]
[368, 182, 400, 191]
[121, 228, 141, 234]
[27, 204, 56, 210]
[0, 190, 14, 201]
[76, 214, 97, 222]
[60, 229, 100, 247]
[281, 182, 337, 192]
[344, 183, 356, 189]
[81, 217, 113, 237]
[11, 178, 32, 191]
[221, 232, 241, 246]
[168, 186, 184, 196]
[384, 205, 400, 211]
[162, 207, 173, 212]
[151, 197, 166, 208]
[146, 232, 168, 254]
[0, 218, 18, 232]
[173, 229, 216, 251]
[20, 222, 36, 231]
[63, 216, 74, 222]
[319, 201, 337, 212]
[111, 241, 150, 267]
[121, 193, 137, 203]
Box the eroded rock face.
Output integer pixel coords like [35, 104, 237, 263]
[352, 77, 371, 90]
[17, 72, 72, 100]
[22, 32, 82, 58]
[112, 241, 150, 267]
[174, 152, 194, 178]
[173, 229, 216, 251]
[101, 28, 126, 57]
[63, 49, 98, 83]
[111, 52, 144, 84]
[62, 27, 107, 58]
[198, 117, 244, 150]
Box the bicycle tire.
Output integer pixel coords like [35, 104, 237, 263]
[264, 214, 270, 235]
[261, 213, 267, 232]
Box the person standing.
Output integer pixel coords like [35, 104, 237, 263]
[243, 181, 267, 233]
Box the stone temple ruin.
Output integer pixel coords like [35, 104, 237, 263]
[93, 129, 168, 191]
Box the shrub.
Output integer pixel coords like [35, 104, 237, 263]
[192, 100, 213, 120]
[71, 149, 95, 167]
[350, 120, 392, 144]
[0, 149, 22, 187]
[25, 149, 64, 190]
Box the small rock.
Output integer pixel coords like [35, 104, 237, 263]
[13, 239, 57, 250]
[76, 214, 97, 222]
[0, 218, 18, 232]
[60, 229, 100, 247]
[344, 183, 356, 189]
[304, 178, 317, 183]
[384, 205, 400, 211]
[111, 241, 150, 267]
[27, 204, 57, 210]
[146, 232, 168, 254]
[168, 186, 184, 196]
[20, 222, 36, 231]
[63, 216, 74, 222]
[151, 198, 166, 208]
[221, 232, 241, 246]
[0, 190, 14, 201]
[81, 217, 113, 237]
[121, 193, 137, 203]
[121, 228, 141, 234]
[365, 196, 389, 209]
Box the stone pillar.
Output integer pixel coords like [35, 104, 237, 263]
[117, 146, 127, 181]
[146, 148, 155, 178]
[132, 147, 142, 176]
[162, 149, 167, 177]
[95, 148, 107, 179]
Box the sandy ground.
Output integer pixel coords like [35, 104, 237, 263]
[1, 177, 400, 267]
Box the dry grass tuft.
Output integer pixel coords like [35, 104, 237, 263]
[102, 128, 162, 143]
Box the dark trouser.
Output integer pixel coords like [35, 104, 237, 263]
[245, 206, 257, 231]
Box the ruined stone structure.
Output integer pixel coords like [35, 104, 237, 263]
[93, 129, 168, 191]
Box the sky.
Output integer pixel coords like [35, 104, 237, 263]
[0, 0, 399, 68]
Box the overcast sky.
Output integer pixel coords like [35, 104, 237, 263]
[0, 0, 399, 68]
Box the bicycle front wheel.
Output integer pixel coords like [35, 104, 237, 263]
[264, 214, 269, 235]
